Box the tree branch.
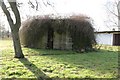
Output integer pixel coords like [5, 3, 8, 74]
[0, 0, 14, 27]
[8, 0, 21, 29]
[117, 1, 120, 20]
[35, 0, 38, 11]
[28, 0, 35, 9]
[106, 6, 118, 18]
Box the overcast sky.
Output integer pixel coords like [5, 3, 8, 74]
[0, 0, 117, 31]
[51, 0, 108, 31]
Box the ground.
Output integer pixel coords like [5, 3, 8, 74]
[0, 40, 119, 79]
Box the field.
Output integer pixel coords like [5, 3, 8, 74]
[0, 40, 119, 79]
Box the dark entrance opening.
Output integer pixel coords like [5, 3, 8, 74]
[113, 34, 120, 46]
[47, 27, 54, 49]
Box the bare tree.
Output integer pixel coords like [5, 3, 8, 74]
[105, 0, 120, 31]
[0, 0, 24, 58]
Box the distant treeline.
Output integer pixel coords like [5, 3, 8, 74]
[0, 30, 11, 39]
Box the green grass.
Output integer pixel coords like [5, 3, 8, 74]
[0, 40, 118, 79]
[95, 44, 120, 52]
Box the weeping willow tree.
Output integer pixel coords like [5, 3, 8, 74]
[19, 15, 96, 52]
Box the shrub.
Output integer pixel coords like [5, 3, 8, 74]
[19, 15, 96, 52]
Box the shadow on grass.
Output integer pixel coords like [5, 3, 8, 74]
[19, 58, 51, 80]
[22, 48, 118, 79]
[24, 48, 80, 56]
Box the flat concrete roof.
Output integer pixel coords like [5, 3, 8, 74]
[94, 31, 120, 34]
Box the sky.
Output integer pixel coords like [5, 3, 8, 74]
[51, 0, 108, 31]
[0, 0, 117, 31]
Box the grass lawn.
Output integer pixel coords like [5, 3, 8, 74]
[0, 40, 118, 79]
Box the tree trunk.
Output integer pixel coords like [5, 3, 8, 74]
[11, 28, 24, 58]
[118, 1, 120, 31]
[0, 0, 24, 58]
